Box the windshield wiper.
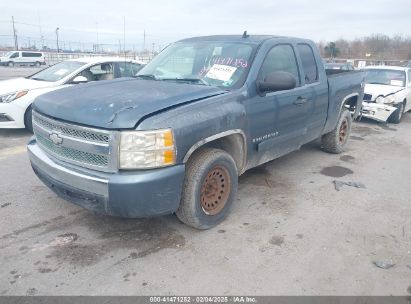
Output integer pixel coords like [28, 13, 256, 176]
[160, 78, 209, 86]
[134, 74, 157, 80]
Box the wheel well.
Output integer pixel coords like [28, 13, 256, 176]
[24, 105, 32, 127]
[185, 133, 246, 175]
[343, 95, 358, 112]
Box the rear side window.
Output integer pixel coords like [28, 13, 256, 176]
[118, 62, 143, 77]
[22, 52, 42, 57]
[297, 44, 318, 84]
[259, 44, 300, 85]
[408, 70, 411, 85]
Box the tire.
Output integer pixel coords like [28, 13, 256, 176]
[8, 61, 14, 67]
[321, 109, 352, 154]
[387, 102, 404, 124]
[176, 148, 238, 230]
[24, 106, 33, 132]
[35, 61, 41, 67]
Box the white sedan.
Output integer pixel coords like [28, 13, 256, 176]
[0, 57, 144, 131]
[362, 66, 411, 124]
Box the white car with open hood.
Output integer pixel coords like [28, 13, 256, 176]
[362, 66, 411, 123]
[0, 57, 144, 131]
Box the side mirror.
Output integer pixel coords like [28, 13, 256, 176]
[257, 71, 297, 94]
[72, 75, 88, 84]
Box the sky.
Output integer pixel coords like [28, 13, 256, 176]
[0, 0, 410, 51]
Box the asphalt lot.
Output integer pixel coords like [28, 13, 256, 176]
[0, 67, 410, 296]
[0, 66, 44, 80]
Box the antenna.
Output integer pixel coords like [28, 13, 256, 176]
[242, 30, 249, 38]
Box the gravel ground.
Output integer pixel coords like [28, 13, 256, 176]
[0, 68, 410, 296]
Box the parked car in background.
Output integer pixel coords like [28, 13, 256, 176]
[0, 57, 144, 131]
[362, 66, 411, 123]
[0, 51, 46, 67]
[28, 34, 364, 229]
[324, 63, 355, 75]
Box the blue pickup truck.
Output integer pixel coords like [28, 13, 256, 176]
[28, 34, 364, 229]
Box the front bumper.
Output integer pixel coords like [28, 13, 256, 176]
[361, 102, 397, 122]
[0, 102, 26, 128]
[28, 137, 186, 218]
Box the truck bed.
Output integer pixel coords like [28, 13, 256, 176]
[323, 70, 365, 133]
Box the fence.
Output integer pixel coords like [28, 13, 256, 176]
[0, 51, 154, 65]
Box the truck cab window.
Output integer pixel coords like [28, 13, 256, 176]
[297, 44, 318, 84]
[10, 52, 19, 58]
[259, 44, 300, 85]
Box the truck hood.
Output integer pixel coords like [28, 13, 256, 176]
[33, 78, 227, 129]
[364, 83, 404, 99]
[0, 77, 54, 94]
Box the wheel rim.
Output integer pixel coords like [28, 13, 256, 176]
[200, 166, 230, 215]
[339, 118, 349, 144]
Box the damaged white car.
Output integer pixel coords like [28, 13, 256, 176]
[362, 66, 411, 123]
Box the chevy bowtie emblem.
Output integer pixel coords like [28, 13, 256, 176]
[49, 132, 63, 145]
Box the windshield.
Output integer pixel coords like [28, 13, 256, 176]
[4, 51, 15, 58]
[364, 69, 406, 87]
[29, 61, 86, 82]
[137, 41, 255, 89]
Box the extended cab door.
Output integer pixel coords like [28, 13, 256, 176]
[247, 43, 311, 166]
[295, 43, 329, 143]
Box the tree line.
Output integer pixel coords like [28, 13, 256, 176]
[318, 34, 411, 60]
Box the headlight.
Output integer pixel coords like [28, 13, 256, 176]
[0, 90, 28, 103]
[375, 96, 385, 104]
[119, 129, 175, 169]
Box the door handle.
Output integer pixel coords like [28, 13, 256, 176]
[294, 97, 308, 106]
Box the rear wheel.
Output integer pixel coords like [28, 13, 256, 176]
[388, 102, 404, 124]
[321, 109, 352, 154]
[35, 61, 41, 67]
[176, 148, 238, 229]
[24, 106, 33, 132]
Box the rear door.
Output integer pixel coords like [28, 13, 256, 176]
[295, 43, 329, 142]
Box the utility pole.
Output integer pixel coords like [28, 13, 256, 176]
[37, 12, 44, 50]
[143, 29, 146, 53]
[55, 27, 60, 53]
[95, 22, 99, 53]
[12, 16, 18, 50]
[123, 16, 126, 59]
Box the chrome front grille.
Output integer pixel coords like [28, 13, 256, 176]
[36, 134, 109, 167]
[32, 111, 118, 172]
[33, 112, 109, 143]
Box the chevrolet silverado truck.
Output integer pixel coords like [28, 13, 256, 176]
[28, 34, 364, 229]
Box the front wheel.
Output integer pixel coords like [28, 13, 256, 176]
[321, 109, 352, 154]
[388, 102, 404, 124]
[176, 148, 238, 230]
[35, 61, 41, 67]
[8, 61, 14, 67]
[24, 106, 33, 132]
